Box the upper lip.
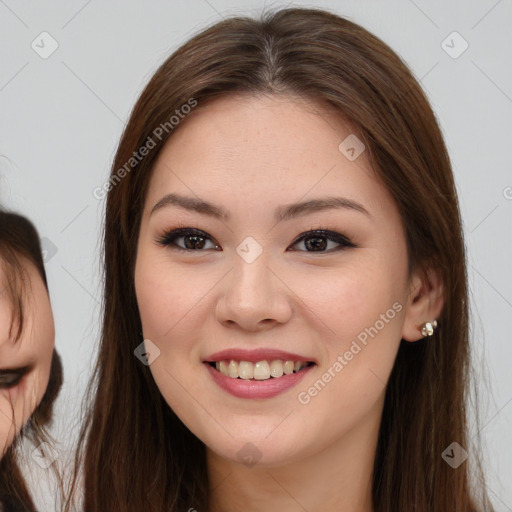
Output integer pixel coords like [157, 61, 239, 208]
[203, 348, 316, 364]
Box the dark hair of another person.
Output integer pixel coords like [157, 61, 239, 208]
[0, 210, 63, 512]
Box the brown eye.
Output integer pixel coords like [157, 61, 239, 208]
[289, 230, 356, 253]
[156, 228, 220, 252]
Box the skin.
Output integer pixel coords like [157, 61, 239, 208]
[0, 259, 55, 457]
[134, 93, 444, 512]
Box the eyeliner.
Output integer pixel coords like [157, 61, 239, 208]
[0, 365, 31, 389]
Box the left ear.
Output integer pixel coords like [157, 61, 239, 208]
[401, 263, 445, 342]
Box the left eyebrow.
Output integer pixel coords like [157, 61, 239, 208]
[150, 193, 372, 222]
[275, 196, 372, 222]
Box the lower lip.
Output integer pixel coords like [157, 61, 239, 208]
[204, 362, 315, 399]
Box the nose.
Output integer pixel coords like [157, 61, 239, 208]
[215, 253, 292, 332]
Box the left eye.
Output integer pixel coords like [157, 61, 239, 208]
[290, 230, 356, 252]
[156, 228, 355, 253]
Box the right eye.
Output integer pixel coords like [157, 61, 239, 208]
[155, 227, 221, 252]
[0, 370, 25, 389]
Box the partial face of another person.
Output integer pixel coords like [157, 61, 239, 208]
[0, 259, 55, 457]
[134, 93, 422, 467]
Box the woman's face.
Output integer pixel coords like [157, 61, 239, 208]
[134, 93, 418, 467]
[0, 259, 55, 456]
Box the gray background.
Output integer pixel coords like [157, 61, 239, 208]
[1, 0, 511, 509]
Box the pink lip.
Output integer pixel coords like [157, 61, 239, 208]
[204, 348, 315, 364]
[204, 362, 315, 399]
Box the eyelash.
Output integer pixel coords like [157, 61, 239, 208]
[0, 368, 28, 389]
[155, 224, 356, 254]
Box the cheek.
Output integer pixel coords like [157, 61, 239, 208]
[296, 255, 406, 407]
[308, 257, 403, 338]
[134, 231, 227, 345]
[0, 381, 32, 455]
[135, 257, 200, 341]
[135, 256, 206, 425]
[19, 321, 55, 429]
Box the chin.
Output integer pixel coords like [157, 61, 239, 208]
[203, 429, 310, 469]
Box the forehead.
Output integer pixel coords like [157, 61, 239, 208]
[144, 93, 393, 221]
[0, 256, 18, 303]
[0, 257, 21, 344]
[155, 92, 365, 170]
[0, 256, 41, 314]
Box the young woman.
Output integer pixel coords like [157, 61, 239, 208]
[70, 7, 493, 511]
[0, 210, 63, 511]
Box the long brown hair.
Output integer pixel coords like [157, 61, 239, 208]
[71, 7, 492, 511]
[0, 210, 63, 511]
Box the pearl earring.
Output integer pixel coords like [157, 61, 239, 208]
[420, 319, 438, 337]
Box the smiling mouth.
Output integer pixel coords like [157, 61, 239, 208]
[207, 359, 316, 381]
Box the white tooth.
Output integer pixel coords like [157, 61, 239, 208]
[270, 360, 284, 378]
[238, 361, 254, 380]
[295, 361, 308, 372]
[253, 361, 271, 380]
[228, 360, 239, 378]
[219, 360, 229, 376]
[283, 360, 294, 375]
[217, 359, 307, 379]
